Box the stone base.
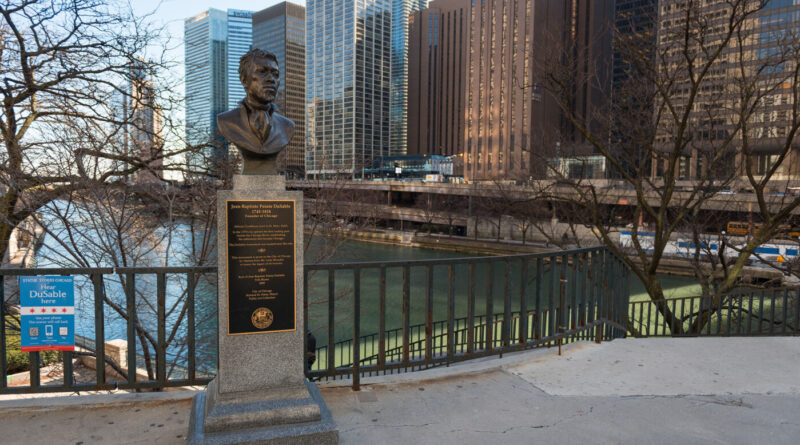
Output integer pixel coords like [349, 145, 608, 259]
[188, 378, 338, 444]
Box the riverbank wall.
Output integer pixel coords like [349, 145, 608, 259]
[328, 229, 785, 284]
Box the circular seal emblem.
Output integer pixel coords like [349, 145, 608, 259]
[251, 307, 274, 329]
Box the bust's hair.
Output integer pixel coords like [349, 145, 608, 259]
[239, 48, 279, 84]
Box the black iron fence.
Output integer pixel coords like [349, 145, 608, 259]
[1, 246, 631, 394]
[628, 287, 800, 337]
[1, 266, 217, 394]
[304, 246, 631, 389]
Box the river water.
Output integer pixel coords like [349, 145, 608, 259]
[32, 220, 697, 376]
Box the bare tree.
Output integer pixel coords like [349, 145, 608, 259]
[0, 0, 200, 262]
[536, 0, 800, 333]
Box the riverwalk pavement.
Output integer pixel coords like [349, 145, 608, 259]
[1, 337, 799, 444]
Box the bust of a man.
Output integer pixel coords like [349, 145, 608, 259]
[217, 48, 295, 175]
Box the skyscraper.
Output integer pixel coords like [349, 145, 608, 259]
[653, 0, 800, 180]
[306, 0, 392, 177]
[253, 2, 306, 177]
[115, 61, 163, 183]
[390, 0, 426, 155]
[407, 0, 469, 159]
[610, 0, 657, 179]
[408, 0, 614, 181]
[184, 8, 253, 171]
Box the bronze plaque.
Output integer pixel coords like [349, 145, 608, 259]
[226, 200, 296, 335]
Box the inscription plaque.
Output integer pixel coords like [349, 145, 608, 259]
[226, 200, 296, 335]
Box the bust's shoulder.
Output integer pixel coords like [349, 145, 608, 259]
[272, 111, 295, 129]
[217, 107, 243, 124]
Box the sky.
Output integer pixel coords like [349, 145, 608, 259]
[125, 1, 307, 178]
[134, 0, 307, 58]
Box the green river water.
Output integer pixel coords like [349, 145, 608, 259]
[305, 238, 699, 345]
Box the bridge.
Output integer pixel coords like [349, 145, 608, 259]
[288, 178, 800, 215]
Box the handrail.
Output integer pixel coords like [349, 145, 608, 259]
[1, 245, 632, 394]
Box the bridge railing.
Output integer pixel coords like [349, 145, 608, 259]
[1, 246, 632, 394]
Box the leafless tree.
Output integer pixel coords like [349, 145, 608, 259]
[536, 0, 800, 333]
[0, 0, 227, 379]
[0, 0, 204, 262]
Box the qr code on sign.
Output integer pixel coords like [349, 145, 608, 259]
[29, 327, 39, 337]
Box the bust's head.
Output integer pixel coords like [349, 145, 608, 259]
[238, 48, 280, 110]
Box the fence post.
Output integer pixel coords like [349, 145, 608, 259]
[303, 268, 309, 378]
[92, 273, 106, 387]
[425, 265, 433, 366]
[156, 272, 166, 387]
[125, 272, 137, 387]
[467, 263, 475, 353]
[1, 275, 6, 391]
[485, 261, 494, 352]
[558, 255, 566, 355]
[327, 271, 336, 374]
[519, 258, 528, 345]
[502, 260, 510, 355]
[378, 266, 386, 370]
[187, 271, 196, 383]
[353, 267, 361, 391]
[402, 265, 410, 367]
[447, 264, 455, 365]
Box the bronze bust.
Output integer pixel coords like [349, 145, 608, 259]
[217, 48, 295, 175]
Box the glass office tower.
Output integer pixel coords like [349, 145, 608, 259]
[306, 0, 392, 177]
[253, 2, 306, 176]
[184, 9, 252, 171]
[226, 10, 254, 110]
[390, 0, 426, 155]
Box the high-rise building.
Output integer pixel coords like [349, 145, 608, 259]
[610, 0, 658, 178]
[407, 0, 469, 159]
[184, 8, 253, 171]
[612, 0, 657, 90]
[390, 0, 427, 155]
[409, 0, 614, 181]
[305, 0, 392, 177]
[253, 2, 306, 177]
[115, 61, 163, 183]
[654, 0, 800, 181]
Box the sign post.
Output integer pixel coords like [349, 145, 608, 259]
[19, 276, 75, 352]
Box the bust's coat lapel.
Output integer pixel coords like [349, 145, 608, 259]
[217, 106, 294, 156]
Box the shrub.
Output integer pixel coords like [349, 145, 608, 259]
[5, 315, 60, 375]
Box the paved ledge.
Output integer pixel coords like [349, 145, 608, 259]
[319, 337, 800, 397]
[0, 389, 199, 413]
[1, 338, 799, 444]
[321, 337, 800, 445]
[505, 337, 800, 397]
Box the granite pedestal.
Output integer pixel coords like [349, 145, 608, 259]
[189, 175, 338, 444]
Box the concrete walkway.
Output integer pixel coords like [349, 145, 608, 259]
[1, 338, 799, 444]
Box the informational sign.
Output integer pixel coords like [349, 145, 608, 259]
[226, 200, 296, 335]
[19, 276, 75, 352]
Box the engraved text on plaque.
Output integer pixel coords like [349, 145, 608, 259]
[226, 200, 296, 335]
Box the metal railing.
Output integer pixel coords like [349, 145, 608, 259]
[304, 246, 631, 389]
[629, 286, 800, 337]
[1, 246, 631, 394]
[1, 266, 217, 394]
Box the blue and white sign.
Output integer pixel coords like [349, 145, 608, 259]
[19, 276, 75, 352]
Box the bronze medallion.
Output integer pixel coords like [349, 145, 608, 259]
[251, 307, 274, 329]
